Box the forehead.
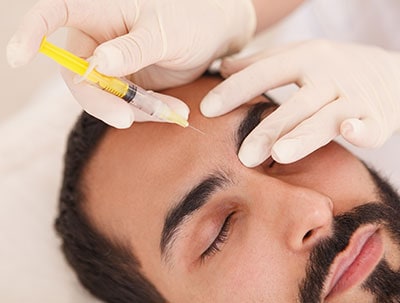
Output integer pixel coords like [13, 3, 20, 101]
[83, 76, 266, 256]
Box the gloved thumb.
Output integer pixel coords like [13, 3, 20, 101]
[92, 28, 164, 77]
[340, 118, 386, 148]
[62, 69, 134, 128]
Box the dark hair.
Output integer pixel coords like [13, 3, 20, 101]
[55, 112, 166, 303]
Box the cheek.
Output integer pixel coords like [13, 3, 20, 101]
[284, 143, 378, 214]
[211, 235, 305, 302]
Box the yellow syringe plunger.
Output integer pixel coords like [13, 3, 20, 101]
[39, 37, 189, 128]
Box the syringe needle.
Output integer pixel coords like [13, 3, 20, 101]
[188, 124, 206, 135]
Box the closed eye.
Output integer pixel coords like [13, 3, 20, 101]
[200, 212, 235, 262]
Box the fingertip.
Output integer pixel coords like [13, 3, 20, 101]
[6, 39, 33, 68]
[340, 119, 361, 139]
[220, 57, 237, 78]
[174, 103, 190, 121]
[238, 149, 259, 167]
[238, 139, 268, 168]
[151, 92, 190, 120]
[93, 44, 123, 76]
[94, 31, 156, 77]
[271, 138, 302, 164]
[220, 52, 268, 77]
[200, 91, 224, 117]
[340, 118, 383, 148]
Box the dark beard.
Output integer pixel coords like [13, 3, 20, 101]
[298, 167, 400, 303]
[363, 259, 400, 302]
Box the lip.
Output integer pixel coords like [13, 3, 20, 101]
[323, 225, 384, 299]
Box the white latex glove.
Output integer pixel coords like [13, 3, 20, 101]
[200, 40, 400, 166]
[7, 0, 256, 128]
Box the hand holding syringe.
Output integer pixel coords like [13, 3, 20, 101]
[40, 38, 189, 128]
[7, 0, 257, 128]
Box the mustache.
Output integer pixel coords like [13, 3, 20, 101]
[298, 202, 394, 303]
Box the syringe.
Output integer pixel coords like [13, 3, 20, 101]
[39, 37, 188, 128]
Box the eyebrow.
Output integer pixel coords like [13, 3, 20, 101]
[160, 99, 277, 261]
[160, 172, 231, 259]
[236, 99, 277, 152]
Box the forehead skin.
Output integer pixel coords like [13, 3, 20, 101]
[83, 76, 379, 302]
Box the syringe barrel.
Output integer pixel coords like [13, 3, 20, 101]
[122, 84, 137, 102]
[126, 84, 166, 117]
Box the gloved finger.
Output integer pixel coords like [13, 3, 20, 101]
[133, 92, 190, 122]
[237, 85, 337, 167]
[7, 0, 114, 67]
[128, 63, 205, 90]
[340, 117, 386, 148]
[7, 0, 70, 67]
[201, 53, 300, 117]
[271, 98, 349, 164]
[220, 42, 302, 78]
[65, 28, 98, 59]
[62, 69, 134, 129]
[93, 15, 164, 77]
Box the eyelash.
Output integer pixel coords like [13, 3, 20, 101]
[201, 212, 235, 261]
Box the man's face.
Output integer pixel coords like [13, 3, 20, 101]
[83, 76, 400, 302]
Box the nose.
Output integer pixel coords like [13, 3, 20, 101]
[279, 184, 334, 252]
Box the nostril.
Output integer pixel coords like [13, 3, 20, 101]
[302, 230, 313, 242]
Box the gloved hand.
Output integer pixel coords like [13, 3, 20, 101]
[7, 0, 256, 128]
[200, 40, 400, 166]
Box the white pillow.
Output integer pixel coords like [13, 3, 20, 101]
[0, 76, 100, 303]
